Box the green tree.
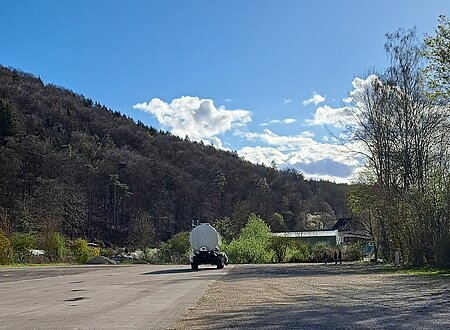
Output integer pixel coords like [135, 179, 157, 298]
[40, 232, 65, 262]
[225, 214, 273, 263]
[213, 216, 235, 243]
[0, 99, 19, 140]
[269, 236, 292, 262]
[11, 232, 35, 263]
[157, 231, 191, 264]
[71, 238, 92, 263]
[423, 15, 450, 100]
[0, 229, 12, 264]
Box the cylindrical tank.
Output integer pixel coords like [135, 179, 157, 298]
[189, 223, 221, 252]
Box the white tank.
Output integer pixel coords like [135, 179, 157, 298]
[189, 223, 221, 252]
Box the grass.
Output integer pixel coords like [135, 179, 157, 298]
[0, 263, 69, 268]
[400, 267, 450, 277]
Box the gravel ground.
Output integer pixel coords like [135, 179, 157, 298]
[169, 263, 449, 330]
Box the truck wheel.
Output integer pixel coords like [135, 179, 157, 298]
[191, 262, 198, 270]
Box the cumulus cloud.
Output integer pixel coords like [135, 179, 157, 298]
[303, 92, 325, 106]
[284, 98, 292, 104]
[305, 105, 354, 127]
[133, 96, 251, 140]
[206, 136, 231, 151]
[349, 74, 380, 108]
[236, 129, 364, 183]
[237, 129, 361, 164]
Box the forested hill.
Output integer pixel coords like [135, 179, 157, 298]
[0, 66, 349, 246]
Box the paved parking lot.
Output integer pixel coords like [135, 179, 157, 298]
[0, 264, 229, 330]
[171, 263, 450, 329]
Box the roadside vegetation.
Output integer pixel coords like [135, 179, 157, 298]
[346, 17, 450, 268]
[0, 18, 448, 270]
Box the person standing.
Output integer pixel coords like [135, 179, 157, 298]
[323, 252, 328, 265]
[338, 250, 342, 264]
[334, 251, 338, 265]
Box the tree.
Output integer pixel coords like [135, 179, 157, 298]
[225, 214, 273, 263]
[347, 183, 382, 260]
[128, 211, 155, 249]
[0, 99, 19, 141]
[39, 232, 65, 262]
[0, 229, 12, 264]
[423, 15, 450, 101]
[11, 232, 35, 263]
[213, 216, 235, 243]
[71, 238, 93, 263]
[269, 236, 292, 262]
[348, 28, 450, 266]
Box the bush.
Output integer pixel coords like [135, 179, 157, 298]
[71, 238, 97, 263]
[0, 229, 12, 264]
[269, 236, 292, 262]
[11, 232, 35, 263]
[39, 232, 65, 262]
[311, 242, 331, 262]
[157, 231, 191, 264]
[224, 214, 273, 264]
[285, 241, 310, 262]
[343, 242, 363, 261]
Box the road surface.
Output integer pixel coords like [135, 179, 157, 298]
[0, 264, 230, 330]
[171, 263, 450, 329]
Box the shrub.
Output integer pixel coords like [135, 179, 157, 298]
[311, 242, 330, 262]
[269, 236, 292, 262]
[285, 241, 310, 262]
[343, 242, 363, 261]
[71, 238, 95, 263]
[39, 232, 65, 262]
[0, 229, 12, 264]
[224, 214, 273, 264]
[157, 231, 191, 264]
[11, 232, 35, 263]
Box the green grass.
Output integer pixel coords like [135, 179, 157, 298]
[400, 267, 450, 277]
[0, 263, 69, 268]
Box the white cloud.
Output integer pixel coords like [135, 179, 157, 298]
[343, 97, 353, 103]
[237, 129, 361, 166]
[349, 74, 380, 108]
[283, 118, 297, 124]
[133, 96, 251, 140]
[262, 118, 297, 126]
[305, 105, 354, 127]
[303, 92, 325, 106]
[205, 136, 231, 151]
[284, 98, 292, 104]
[237, 133, 364, 183]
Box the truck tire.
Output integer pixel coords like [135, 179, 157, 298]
[191, 262, 198, 270]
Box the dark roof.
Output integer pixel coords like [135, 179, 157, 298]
[332, 217, 352, 230]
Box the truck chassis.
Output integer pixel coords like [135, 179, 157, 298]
[191, 250, 228, 270]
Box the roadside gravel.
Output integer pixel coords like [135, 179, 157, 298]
[169, 263, 449, 329]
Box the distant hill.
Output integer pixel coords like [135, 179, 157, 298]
[0, 65, 349, 246]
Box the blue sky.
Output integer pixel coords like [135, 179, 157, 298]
[1, 1, 449, 182]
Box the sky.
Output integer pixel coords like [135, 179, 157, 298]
[1, 1, 449, 183]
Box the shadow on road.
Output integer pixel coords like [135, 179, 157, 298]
[220, 263, 401, 282]
[142, 267, 218, 275]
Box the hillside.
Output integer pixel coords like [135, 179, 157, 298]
[0, 66, 349, 246]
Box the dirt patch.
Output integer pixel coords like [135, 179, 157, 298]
[169, 263, 450, 329]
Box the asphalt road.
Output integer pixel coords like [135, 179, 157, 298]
[0, 264, 230, 330]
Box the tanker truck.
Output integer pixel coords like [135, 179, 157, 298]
[189, 223, 229, 270]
